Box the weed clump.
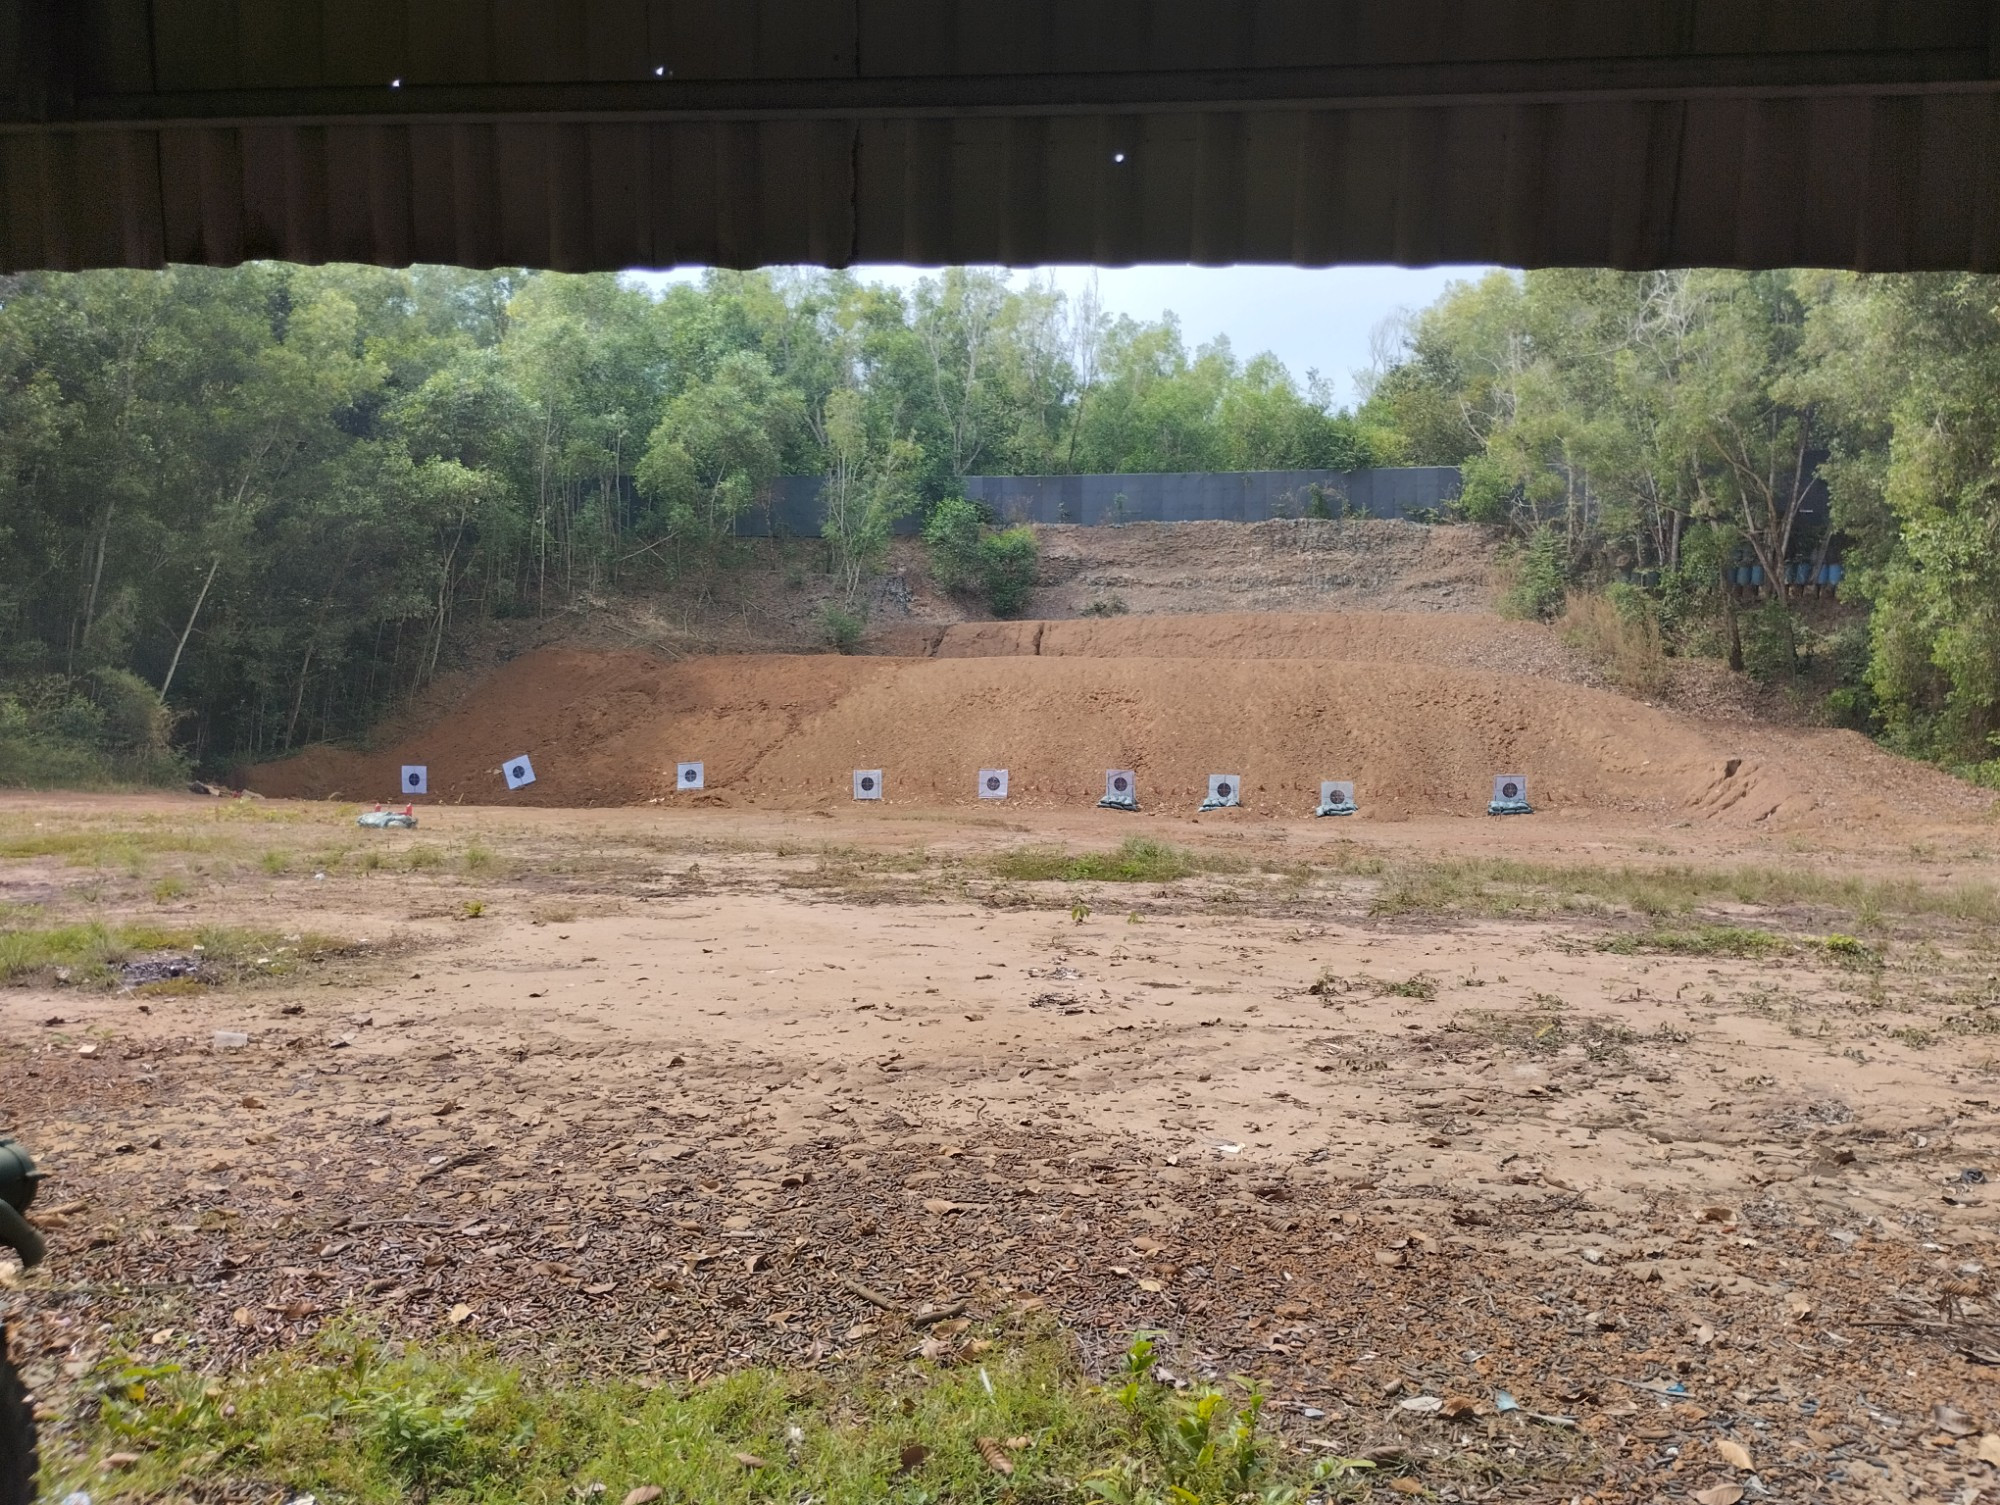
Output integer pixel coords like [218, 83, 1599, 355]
[991, 838, 1241, 885]
[42, 1327, 1360, 1504]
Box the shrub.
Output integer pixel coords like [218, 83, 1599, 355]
[976, 526, 1040, 616]
[1499, 525, 1571, 620]
[1456, 454, 1516, 524]
[1741, 599, 1800, 684]
[923, 497, 1040, 616]
[0, 671, 187, 788]
[921, 495, 985, 594]
[819, 604, 865, 653]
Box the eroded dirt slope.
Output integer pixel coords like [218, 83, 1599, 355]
[248, 630, 1985, 831]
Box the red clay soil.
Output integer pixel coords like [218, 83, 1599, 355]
[246, 613, 1986, 829]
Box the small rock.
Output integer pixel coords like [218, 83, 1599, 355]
[1932, 1402, 1977, 1437]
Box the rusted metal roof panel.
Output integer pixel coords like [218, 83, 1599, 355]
[6, 1, 2000, 272]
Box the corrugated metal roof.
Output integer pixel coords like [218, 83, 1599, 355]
[4, 0, 2000, 271]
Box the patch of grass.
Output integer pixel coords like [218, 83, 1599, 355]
[40, 1329, 1369, 1505]
[1379, 973, 1439, 1001]
[1598, 925, 1789, 959]
[530, 902, 578, 925]
[0, 922, 345, 986]
[0, 920, 184, 983]
[259, 847, 292, 875]
[1367, 854, 1999, 928]
[460, 899, 485, 919]
[991, 838, 1242, 885]
[404, 844, 445, 871]
[150, 875, 187, 903]
[1448, 1008, 1636, 1062]
[1819, 932, 1883, 968]
[309, 846, 352, 874]
[0, 827, 231, 866]
[1597, 926, 1887, 965]
[461, 842, 497, 874]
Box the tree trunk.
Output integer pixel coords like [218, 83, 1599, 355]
[159, 555, 221, 702]
[284, 637, 316, 750]
[76, 499, 116, 666]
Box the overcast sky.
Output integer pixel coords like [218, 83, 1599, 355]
[625, 263, 1502, 409]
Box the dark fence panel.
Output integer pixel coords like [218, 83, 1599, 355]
[735, 467, 1463, 537]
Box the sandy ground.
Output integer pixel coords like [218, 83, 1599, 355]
[6, 790, 2000, 1500]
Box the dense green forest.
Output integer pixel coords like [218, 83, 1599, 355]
[0, 263, 1995, 785]
[1360, 269, 2000, 781]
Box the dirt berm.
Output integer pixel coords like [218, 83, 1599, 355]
[249, 613, 1983, 828]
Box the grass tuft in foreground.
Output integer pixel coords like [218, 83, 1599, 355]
[45, 1329, 1380, 1505]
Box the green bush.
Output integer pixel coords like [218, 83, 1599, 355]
[1656, 525, 1733, 656]
[820, 604, 865, 653]
[1741, 599, 1799, 684]
[1456, 453, 1516, 524]
[1499, 525, 1570, 620]
[1826, 685, 1876, 730]
[923, 497, 1040, 617]
[975, 526, 1039, 616]
[920, 495, 985, 594]
[0, 671, 187, 788]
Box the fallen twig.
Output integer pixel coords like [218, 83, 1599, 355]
[416, 1149, 490, 1184]
[835, 1275, 903, 1313]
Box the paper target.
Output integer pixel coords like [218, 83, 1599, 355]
[978, 768, 1009, 799]
[853, 769, 883, 801]
[400, 765, 428, 795]
[1206, 774, 1243, 807]
[503, 755, 536, 790]
[1104, 769, 1135, 800]
[677, 761, 705, 791]
[1320, 780, 1354, 810]
[1492, 774, 1527, 804]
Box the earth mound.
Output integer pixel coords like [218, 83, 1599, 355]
[247, 614, 1983, 828]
